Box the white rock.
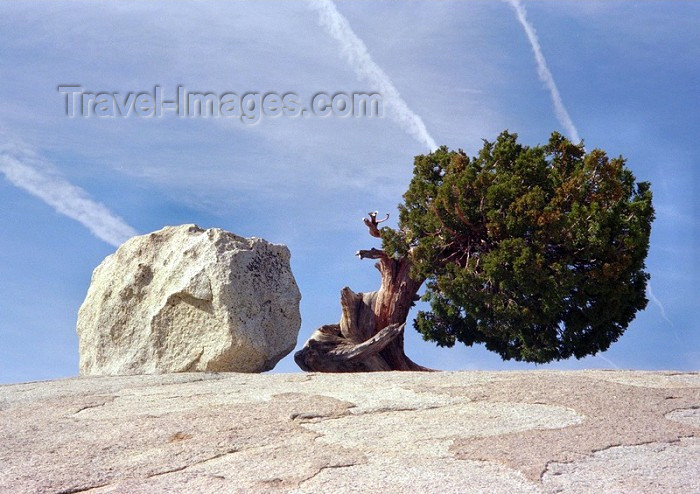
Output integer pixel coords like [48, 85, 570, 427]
[76, 224, 301, 374]
[2, 371, 698, 493]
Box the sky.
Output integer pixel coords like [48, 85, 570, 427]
[0, 1, 697, 384]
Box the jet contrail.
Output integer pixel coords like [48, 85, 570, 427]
[0, 138, 138, 247]
[597, 354, 621, 370]
[308, 0, 438, 151]
[647, 282, 674, 327]
[505, 0, 581, 143]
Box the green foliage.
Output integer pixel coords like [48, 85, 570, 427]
[382, 131, 654, 363]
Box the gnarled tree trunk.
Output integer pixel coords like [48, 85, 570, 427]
[294, 214, 432, 372]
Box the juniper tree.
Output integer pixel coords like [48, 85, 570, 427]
[295, 131, 654, 371]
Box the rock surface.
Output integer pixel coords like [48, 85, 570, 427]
[1, 371, 698, 493]
[77, 224, 301, 375]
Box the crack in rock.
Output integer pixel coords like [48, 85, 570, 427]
[449, 374, 700, 482]
[291, 404, 445, 424]
[297, 462, 359, 487]
[55, 483, 110, 494]
[72, 396, 116, 415]
[541, 436, 700, 493]
[146, 448, 239, 479]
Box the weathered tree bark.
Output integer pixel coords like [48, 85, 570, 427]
[294, 214, 433, 372]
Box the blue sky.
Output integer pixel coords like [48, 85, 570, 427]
[0, 1, 697, 384]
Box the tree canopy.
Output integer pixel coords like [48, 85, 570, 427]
[381, 131, 654, 363]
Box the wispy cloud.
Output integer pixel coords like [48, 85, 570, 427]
[0, 135, 138, 247]
[308, 0, 438, 151]
[505, 0, 580, 143]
